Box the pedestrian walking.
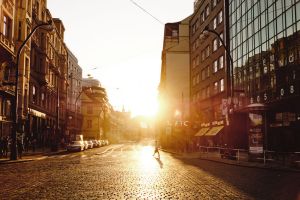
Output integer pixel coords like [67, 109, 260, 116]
[24, 137, 29, 152]
[32, 138, 37, 152]
[3, 137, 8, 158]
[0, 137, 3, 158]
[17, 138, 23, 159]
[153, 140, 160, 159]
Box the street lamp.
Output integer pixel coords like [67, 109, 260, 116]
[73, 87, 92, 135]
[10, 20, 53, 160]
[201, 26, 234, 99]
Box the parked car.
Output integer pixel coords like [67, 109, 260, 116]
[66, 141, 84, 152]
[87, 140, 93, 149]
[83, 141, 89, 150]
[100, 140, 106, 146]
[92, 140, 99, 148]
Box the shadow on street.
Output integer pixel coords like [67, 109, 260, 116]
[155, 157, 163, 169]
[174, 156, 300, 200]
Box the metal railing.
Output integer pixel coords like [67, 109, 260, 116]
[195, 146, 300, 168]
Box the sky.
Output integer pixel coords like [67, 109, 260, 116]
[47, 0, 195, 117]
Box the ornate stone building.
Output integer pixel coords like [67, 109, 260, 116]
[28, 0, 68, 147]
[0, 0, 15, 138]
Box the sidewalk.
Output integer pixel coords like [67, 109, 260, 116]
[0, 148, 66, 165]
[161, 149, 300, 173]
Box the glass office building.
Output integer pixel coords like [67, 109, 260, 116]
[228, 0, 300, 152]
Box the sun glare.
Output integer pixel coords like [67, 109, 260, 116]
[128, 96, 158, 118]
[138, 146, 157, 171]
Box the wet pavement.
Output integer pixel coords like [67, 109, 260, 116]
[0, 141, 299, 199]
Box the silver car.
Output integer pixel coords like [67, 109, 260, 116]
[66, 141, 84, 152]
[87, 140, 93, 149]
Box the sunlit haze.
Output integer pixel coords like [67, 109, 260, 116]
[47, 0, 195, 117]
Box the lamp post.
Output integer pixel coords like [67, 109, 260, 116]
[200, 26, 235, 148]
[10, 20, 53, 160]
[73, 87, 91, 136]
[201, 26, 234, 99]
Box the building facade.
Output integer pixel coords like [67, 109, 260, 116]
[158, 16, 191, 149]
[29, 0, 68, 148]
[190, 0, 230, 147]
[81, 86, 108, 140]
[229, 0, 300, 153]
[66, 48, 82, 139]
[0, 0, 15, 138]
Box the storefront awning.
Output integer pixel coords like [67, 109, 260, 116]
[28, 108, 46, 119]
[194, 127, 210, 137]
[204, 126, 224, 136]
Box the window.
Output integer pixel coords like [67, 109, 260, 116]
[18, 21, 22, 41]
[196, 55, 200, 66]
[213, 17, 217, 29]
[87, 120, 92, 128]
[196, 74, 200, 84]
[220, 79, 224, 91]
[3, 15, 12, 39]
[213, 60, 218, 73]
[195, 38, 199, 49]
[219, 56, 224, 69]
[201, 69, 206, 80]
[87, 106, 93, 114]
[212, 0, 217, 8]
[219, 33, 223, 47]
[25, 57, 30, 77]
[205, 5, 210, 17]
[192, 76, 196, 86]
[32, 85, 37, 103]
[172, 30, 178, 37]
[206, 86, 210, 97]
[202, 89, 206, 99]
[192, 58, 196, 68]
[213, 38, 218, 51]
[219, 11, 223, 23]
[202, 50, 206, 61]
[214, 81, 219, 94]
[201, 11, 205, 23]
[205, 45, 210, 58]
[206, 65, 210, 77]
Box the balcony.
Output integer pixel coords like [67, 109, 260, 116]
[0, 33, 15, 55]
[2, 0, 14, 16]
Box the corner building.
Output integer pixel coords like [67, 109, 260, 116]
[190, 0, 235, 147]
[229, 0, 300, 153]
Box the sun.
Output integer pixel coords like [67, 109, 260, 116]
[129, 97, 158, 118]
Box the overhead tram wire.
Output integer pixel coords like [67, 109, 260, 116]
[128, 0, 165, 25]
[128, 0, 188, 47]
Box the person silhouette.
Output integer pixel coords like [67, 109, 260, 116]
[153, 140, 160, 158]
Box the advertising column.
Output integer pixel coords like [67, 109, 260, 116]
[248, 113, 264, 159]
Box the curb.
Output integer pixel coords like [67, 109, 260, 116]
[198, 157, 300, 173]
[0, 158, 34, 165]
[160, 149, 182, 156]
[161, 149, 300, 173]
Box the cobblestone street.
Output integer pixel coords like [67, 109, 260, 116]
[0, 142, 299, 200]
